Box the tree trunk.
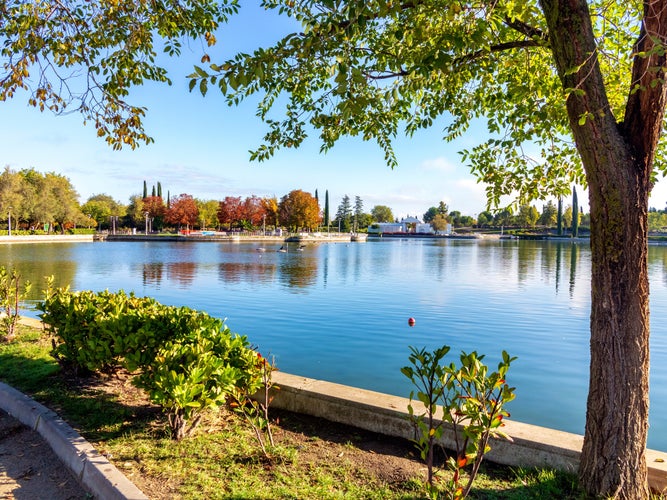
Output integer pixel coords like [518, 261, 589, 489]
[579, 137, 650, 499]
[539, 1, 667, 497]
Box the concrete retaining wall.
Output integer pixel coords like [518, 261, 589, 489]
[0, 235, 94, 244]
[267, 372, 667, 493]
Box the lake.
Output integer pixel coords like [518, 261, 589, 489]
[4, 238, 667, 451]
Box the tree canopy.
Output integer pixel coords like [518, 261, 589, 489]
[1, 0, 240, 149]
[166, 194, 198, 229]
[278, 189, 320, 230]
[188, 3, 647, 207]
[370, 205, 394, 223]
[0, 166, 83, 232]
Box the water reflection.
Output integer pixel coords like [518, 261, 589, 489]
[648, 244, 667, 287]
[218, 261, 277, 284]
[168, 262, 197, 287]
[142, 263, 164, 286]
[278, 254, 318, 290]
[569, 243, 579, 298]
[0, 244, 77, 304]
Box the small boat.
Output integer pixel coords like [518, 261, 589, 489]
[256, 247, 266, 252]
[277, 246, 287, 253]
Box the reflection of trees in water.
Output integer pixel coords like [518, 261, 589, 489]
[0, 245, 76, 303]
[647, 245, 667, 287]
[569, 243, 579, 298]
[142, 263, 164, 286]
[517, 242, 539, 283]
[16, 261, 76, 301]
[167, 262, 197, 287]
[512, 241, 580, 297]
[218, 261, 277, 284]
[555, 243, 562, 294]
[541, 242, 559, 286]
[217, 250, 318, 289]
[278, 255, 318, 290]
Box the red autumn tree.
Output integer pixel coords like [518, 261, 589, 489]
[242, 195, 265, 227]
[217, 196, 242, 230]
[142, 196, 166, 219]
[165, 194, 198, 230]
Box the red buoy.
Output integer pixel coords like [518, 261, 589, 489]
[408, 317, 416, 327]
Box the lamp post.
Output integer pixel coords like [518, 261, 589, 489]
[263, 214, 266, 235]
[7, 207, 11, 237]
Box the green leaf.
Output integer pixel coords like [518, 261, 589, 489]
[193, 66, 209, 78]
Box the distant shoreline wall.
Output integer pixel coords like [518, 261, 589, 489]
[0, 235, 94, 244]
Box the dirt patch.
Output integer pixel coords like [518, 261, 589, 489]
[0, 409, 90, 500]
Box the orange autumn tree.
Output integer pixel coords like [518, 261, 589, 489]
[278, 189, 321, 231]
[166, 194, 198, 231]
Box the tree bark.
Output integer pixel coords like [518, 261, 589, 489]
[539, 1, 667, 497]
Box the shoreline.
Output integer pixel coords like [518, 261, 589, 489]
[0, 234, 95, 244]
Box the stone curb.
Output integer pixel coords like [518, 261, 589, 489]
[266, 372, 667, 494]
[0, 382, 148, 500]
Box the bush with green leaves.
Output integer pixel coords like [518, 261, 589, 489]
[0, 266, 31, 342]
[402, 345, 516, 499]
[39, 281, 160, 372]
[230, 353, 277, 457]
[38, 284, 263, 439]
[135, 324, 262, 440]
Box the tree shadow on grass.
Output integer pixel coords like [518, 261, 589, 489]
[0, 349, 160, 441]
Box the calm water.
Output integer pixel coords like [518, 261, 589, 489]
[4, 239, 667, 451]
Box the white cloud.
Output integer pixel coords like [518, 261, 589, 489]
[419, 156, 458, 173]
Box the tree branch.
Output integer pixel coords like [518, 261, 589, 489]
[503, 17, 548, 42]
[622, 0, 667, 171]
[364, 39, 545, 80]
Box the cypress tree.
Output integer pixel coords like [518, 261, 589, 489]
[315, 189, 319, 202]
[151, 184, 156, 197]
[324, 190, 330, 228]
[157, 182, 162, 198]
[143, 180, 147, 199]
[557, 196, 563, 236]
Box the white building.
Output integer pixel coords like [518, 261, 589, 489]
[368, 217, 453, 235]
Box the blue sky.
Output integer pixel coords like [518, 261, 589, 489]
[2, 5, 666, 219]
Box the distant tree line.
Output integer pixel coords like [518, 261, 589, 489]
[0, 167, 636, 236]
[0, 167, 88, 233]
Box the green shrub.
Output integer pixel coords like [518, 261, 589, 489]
[0, 267, 31, 342]
[402, 346, 516, 499]
[39, 285, 159, 373]
[135, 325, 262, 440]
[38, 285, 263, 439]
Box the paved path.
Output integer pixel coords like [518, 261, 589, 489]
[0, 409, 89, 499]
